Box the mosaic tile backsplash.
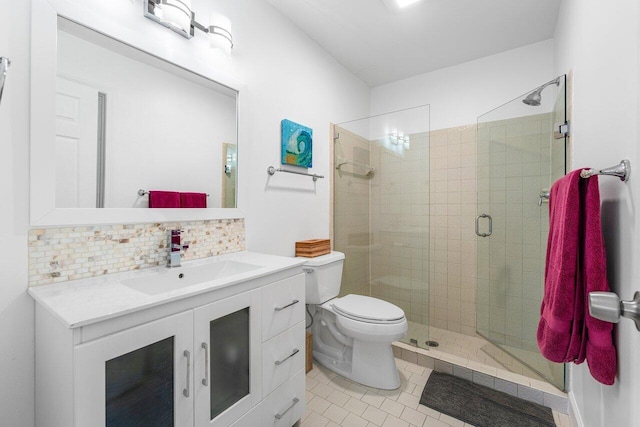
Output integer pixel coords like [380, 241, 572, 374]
[28, 219, 245, 286]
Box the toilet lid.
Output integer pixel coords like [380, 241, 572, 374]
[332, 295, 405, 323]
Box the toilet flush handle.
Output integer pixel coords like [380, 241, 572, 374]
[303, 268, 314, 274]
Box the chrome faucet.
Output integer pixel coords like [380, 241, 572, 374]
[168, 229, 189, 268]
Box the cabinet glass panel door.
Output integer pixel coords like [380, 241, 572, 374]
[105, 337, 174, 426]
[74, 311, 193, 427]
[194, 289, 262, 427]
[210, 308, 250, 420]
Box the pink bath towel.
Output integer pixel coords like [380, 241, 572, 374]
[180, 192, 207, 208]
[148, 191, 180, 208]
[537, 169, 616, 385]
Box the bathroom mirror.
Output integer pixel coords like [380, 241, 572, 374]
[31, 0, 246, 225]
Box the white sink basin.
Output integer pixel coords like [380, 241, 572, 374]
[123, 260, 262, 295]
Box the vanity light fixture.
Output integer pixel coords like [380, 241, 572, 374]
[209, 13, 233, 54]
[144, 0, 234, 52]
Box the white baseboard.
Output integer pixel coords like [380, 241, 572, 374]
[568, 391, 584, 427]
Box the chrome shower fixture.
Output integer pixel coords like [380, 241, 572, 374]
[522, 76, 561, 106]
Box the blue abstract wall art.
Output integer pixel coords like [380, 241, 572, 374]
[281, 119, 313, 168]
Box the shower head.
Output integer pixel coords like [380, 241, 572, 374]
[522, 90, 542, 106]
[522, 77, 561, 106]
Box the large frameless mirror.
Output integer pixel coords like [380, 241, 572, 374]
[31, 0, 245, 226]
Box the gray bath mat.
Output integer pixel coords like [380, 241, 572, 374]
[420, 372, 555, 427]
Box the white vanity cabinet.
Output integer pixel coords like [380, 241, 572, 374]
[31, 253, 307, 427]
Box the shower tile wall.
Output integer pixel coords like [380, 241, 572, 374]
[370, 132, 430, 325]
[476, 113, 552, 352]
[428, 126, 478, 335]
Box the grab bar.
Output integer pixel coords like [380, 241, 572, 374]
[0, 57, 10, 105]
[580, 160, 630, 182]
[267, 166, 324, 182]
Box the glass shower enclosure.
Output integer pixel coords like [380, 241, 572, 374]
[476, 75, 567, 389]
[333, 105, 431, 348]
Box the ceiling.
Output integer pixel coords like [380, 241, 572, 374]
[265, 0, 561, 87]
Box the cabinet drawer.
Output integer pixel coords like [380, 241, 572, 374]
[262, 274, 305, 341]
[263, 322, 305, 395]
[261, 370, 305, 427]
[229, 403, 262, 427]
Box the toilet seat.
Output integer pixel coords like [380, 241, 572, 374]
[332, 295, 405, 324]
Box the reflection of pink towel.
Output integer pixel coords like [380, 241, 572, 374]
[537, 169, 616, 385]
[149, 191, 180, 208]
[180, 192, 207, 208]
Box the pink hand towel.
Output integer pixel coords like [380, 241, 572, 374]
[537, 169, 616, 385]
[180, 192, 207, 208]
[148, 191, 180, 208]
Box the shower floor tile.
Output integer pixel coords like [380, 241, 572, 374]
[403, 322, 551, 383]
[301, 359, 571, 427]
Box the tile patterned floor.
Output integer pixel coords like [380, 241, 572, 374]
[301, 358, 572, 427]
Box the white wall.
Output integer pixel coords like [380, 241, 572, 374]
[554, 1, 640, 426]
[1, 0, 369, 423]
[370, 40, 555, 131]
[226, 0, 371, 255]
[0, 0, 35, 425]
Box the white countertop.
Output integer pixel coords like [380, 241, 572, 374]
[29, 251, 306, 329]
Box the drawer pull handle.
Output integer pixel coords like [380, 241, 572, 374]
[201, 342, 209, 386]
[274, 299, 299, 312]
[275, 397, 300, 420]
[183, 350, 191, 398]
[275, 348, 300, 365]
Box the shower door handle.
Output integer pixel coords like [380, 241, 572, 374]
[475, 214, 492, 237]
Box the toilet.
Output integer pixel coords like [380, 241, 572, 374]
[304, 251, 408, 390]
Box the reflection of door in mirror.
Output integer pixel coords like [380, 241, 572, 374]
[55, 77, 101, 208]
[222, 143, 237, 208]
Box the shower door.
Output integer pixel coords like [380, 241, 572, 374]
[333, 105, 431, 348]
[476, 76, 567, 390]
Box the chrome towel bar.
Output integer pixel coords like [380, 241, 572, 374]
[580, 159, 630, 182]
[267, 166, 324, 182]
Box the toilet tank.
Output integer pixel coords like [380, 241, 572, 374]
[302, 251, 345, 304]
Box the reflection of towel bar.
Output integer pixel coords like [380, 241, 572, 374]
[580, 160, 630, 182]
[267, 166, 324, 182]
[138, 189, 210, 197]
